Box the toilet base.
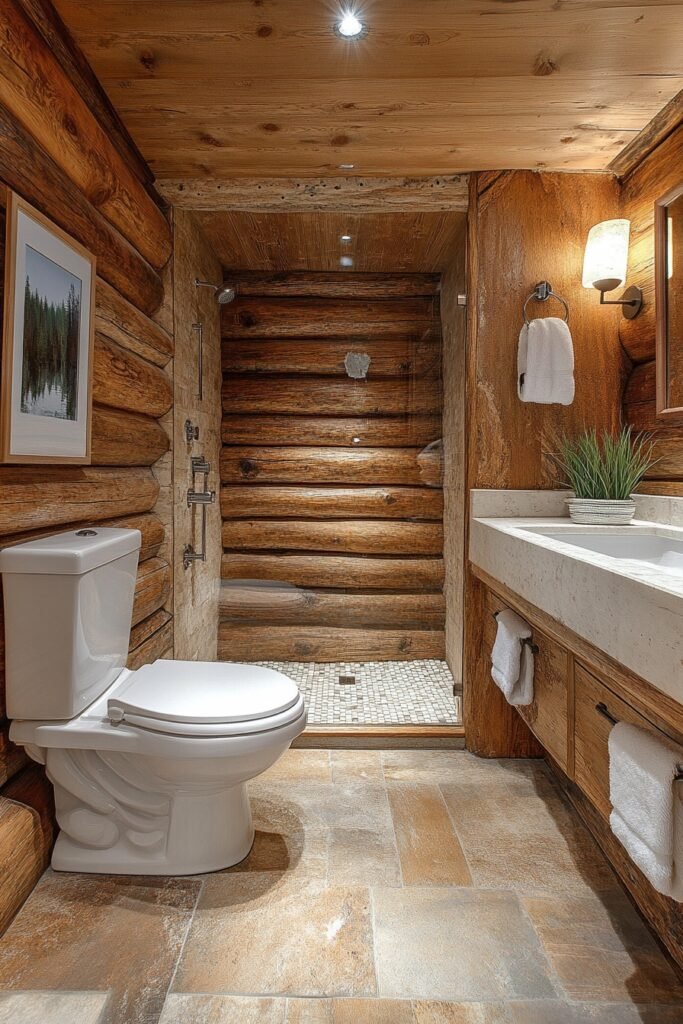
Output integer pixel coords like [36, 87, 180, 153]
[46, 747, 257, 875]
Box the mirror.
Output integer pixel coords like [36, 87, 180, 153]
[656, 182, 683, 417]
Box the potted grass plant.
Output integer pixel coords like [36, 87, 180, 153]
[549, 427, 657, 525]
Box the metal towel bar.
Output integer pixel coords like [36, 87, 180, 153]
[595, 701, 683, 780]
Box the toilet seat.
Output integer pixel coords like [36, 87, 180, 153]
[107, 659, 302, 737]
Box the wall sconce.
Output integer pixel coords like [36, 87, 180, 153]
[582, 219, 642, 319]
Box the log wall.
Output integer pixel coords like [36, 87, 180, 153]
[220, 273, 446, 662]
[622, 121, 683, 494]
[0, 1, 173, 932]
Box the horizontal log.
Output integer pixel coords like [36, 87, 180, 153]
[222, 377, 441, 416]
[221, 415, 441, 448]
[96, 278, 173, 368]
[647, 439, 683, 479]
[222, 338, 440, 378]
[624, 398, 683, 438]
[220, 485, 443, 520]
[1, 761, 54, 850]
[91, 405, 170, 466]
[157, 175, 469, 212]
[0, 0, 172, 268]
[0, 103, 164, 316]
[222, 519, 443, 555]
[624, 360, 655, 406]
[609, 91, 683, 178]
[127, 616, 174, 670]
[0, 467, 159, 536]
[128, 608, 173, 655]
[132, 557, 171, 627]
[0, 795, 49, 933]
[229, 272, 440, 297]
[219, 587, 445, 629]
[222, 552, 444, 591]
[222, 297, 438, 337]
[217, 624, 445, 662]
[0, 724, 28, 787]
[220, 447, 433, 486]
[0, 512, 165, 562]
[635, 481, 683, 497]
[93, 334, 173, 418]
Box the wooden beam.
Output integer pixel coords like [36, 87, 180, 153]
[157, 175, 469, 212]
[222, 377, 441, 416]
[222, 338, 440, 379]
[221, 414, 441, 449]
[91, 405, 170, 467]
[93, 334, 173, 419]
[217, 623, 445, 662]
[222, 519, 443, 556]
[96, 278, 173, 368]
[132, 557, 171, 627]
[229, 272, 440, 298]
[220, 484, 443, 521]
[222, 552, 444, 591]
[220, 588, 445, 630]
[609, 88, 683, 179]
[220, 446, 437, 486]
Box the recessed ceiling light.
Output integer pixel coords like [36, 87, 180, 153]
[340, 255, 354, 267]
[334, 10, 366, 39]
[340, 234, 352, 243]
[339, 163, 355, 170]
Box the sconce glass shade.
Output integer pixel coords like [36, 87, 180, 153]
[582, 219, 630, 292]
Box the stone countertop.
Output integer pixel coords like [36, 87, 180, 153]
[469, 516, 683, 704]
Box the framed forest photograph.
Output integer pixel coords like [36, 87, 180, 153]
[1, 192, 95, 463]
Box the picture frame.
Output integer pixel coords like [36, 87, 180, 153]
[1, 192, 95, 464]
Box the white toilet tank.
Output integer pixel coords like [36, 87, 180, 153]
[0, 528, 141, 720]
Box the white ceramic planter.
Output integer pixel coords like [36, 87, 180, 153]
[566, 498, 636, 525]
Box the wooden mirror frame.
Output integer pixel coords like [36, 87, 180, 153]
[655, 180, 683, 419]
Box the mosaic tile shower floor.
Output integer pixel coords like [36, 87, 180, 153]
[225, 660, 460, 725]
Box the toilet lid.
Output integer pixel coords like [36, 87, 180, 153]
[107, 660, 300, 728]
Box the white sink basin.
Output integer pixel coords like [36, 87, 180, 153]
[522, 528, 683, 574]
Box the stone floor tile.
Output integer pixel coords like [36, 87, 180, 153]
[387, 783, 472, 886]
[286, 999, 415, 1023]
[523, 893, 683, 1004]
[372, 887, 556, 1001]
[508, 1001, 683, 1023]
[0, 872, 200, 1024]
[159, 994, 286, 1023]
[174, 878, 375, 997]
[286, 999, 335, 1023]
[261, 750, 332, 783]
[0, 992, 110, 1024]
[382, 750, 506, 785]
[440, 780, 618, 897]
[330, 751, 384, 784]
[226, 824, 328, 883]
[412, 1002, 512, 1023]
[250, 780, 393, 832]
[327, 827, 401, 887]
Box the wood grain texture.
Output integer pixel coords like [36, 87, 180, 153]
[219, 588, 445, 629]
[0, 797, 50, 933]
[217, 623, 445, 662]
[220, 485, 443, 521]
[126, 615, 174, 671]
[222, 338, 440, 378]
[93, 334, 173, 418]
[128, 608, 172, 658]
[0, 104, 163, 316]
[220, 447, 432, 486]
[222, 553, 444, 591]
[609, 88, 683, 178]
[229, 272, 441, 297]
[221, 415, 442, 448]
[222, 519, 443, 555]
[131, 557, 171, 627]
[95, 277, 173, 368]
[223, 378, 441, 416]
[0, 0, 171, 268]
[199, 211, 466, 273]
[91, 405, 169, 466]
[621, 122, 683, 493]
[50, 1, 683, 176]
[222, 296, 438, 337]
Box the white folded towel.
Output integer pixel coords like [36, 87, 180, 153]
[608, 721, 683, 901]
[518, 316, 575, 405]
[490, 609, 534, 706]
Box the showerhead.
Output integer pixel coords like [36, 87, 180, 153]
[194, 278, 236, 304]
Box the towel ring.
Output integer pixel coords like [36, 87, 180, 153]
[523, 280, 570, 326]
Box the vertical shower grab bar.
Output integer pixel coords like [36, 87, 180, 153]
[192, 321, 203, 401]
[184, 456, 215, 569]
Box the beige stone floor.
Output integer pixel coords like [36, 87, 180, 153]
[0, 750, 681, 1024]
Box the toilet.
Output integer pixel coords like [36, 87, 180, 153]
[0, 527, 306, 875]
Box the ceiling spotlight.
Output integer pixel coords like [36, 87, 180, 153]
[334, 10, 366, 39]
[339, 163, 355, 170]
[340, 255, 354, 267]
[340, 234, 352, 243]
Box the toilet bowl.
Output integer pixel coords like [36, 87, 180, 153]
[0, 529, 307, 875]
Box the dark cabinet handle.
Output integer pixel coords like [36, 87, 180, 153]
[595, 701, 618, 726]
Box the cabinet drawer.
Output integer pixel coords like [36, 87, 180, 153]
[574, 664, 672, 819]
[484, 590, 569, 771]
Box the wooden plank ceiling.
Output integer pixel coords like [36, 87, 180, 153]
[193, 211, 467, 272]
[52, 0, 683, 178]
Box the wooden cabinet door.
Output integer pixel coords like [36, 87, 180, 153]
[484, 588, 569, 771]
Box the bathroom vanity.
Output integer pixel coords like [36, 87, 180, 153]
[468, 490, 683, 966]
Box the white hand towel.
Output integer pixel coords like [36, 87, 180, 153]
[490, 609, 534, 706]
[518, 316, 575, 406]
[608, 721, 683, 901]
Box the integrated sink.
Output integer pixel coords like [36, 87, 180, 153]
[521, 527, 683, 574]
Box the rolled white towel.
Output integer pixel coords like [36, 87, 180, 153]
[518, 316, 575, 406]
[491, 609, 534, 706]
[608, 721, 683, 901]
